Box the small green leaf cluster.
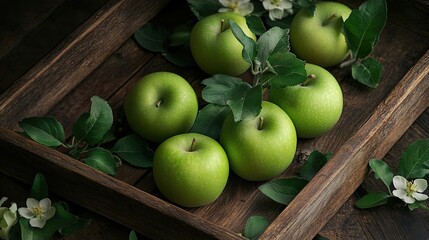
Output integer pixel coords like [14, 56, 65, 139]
[133, 22, 196, 67]
[191, 21, 306, 139]
[355, 139, 429, 210]
[342, 0, 387, 88]
[5, 173, 89, 240]
[18, 96, 153, 176]
[243, 150, 332, 239]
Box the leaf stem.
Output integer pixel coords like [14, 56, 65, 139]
[339, 57, 357, 68]
[419, 203, 429, 211]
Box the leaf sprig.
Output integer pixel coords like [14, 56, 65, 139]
[243, 150, 332, 239]
[7, 173, 90, 240]
[342, 0, 387, 88]
[355, 139, 429, 210]
[18, 96, 153, 176]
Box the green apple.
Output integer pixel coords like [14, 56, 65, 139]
[190, 12, 256, 76]
[124, 72, 198, 143]
[290, 1, 352, 67]
[269, 63, 343, 138]
[220, 101, 297, 181]
[153, 133, 229, 207]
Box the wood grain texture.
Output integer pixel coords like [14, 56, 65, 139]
[0, 0, 108, 93]
[0, 0, 169, 130]
[0, 127, 244, 240]
[260, 49, 429, 239]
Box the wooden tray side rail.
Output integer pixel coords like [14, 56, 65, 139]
[0, 0, 169, 130]
[0, 127, 244, 240]
[261, 49, 429, 239]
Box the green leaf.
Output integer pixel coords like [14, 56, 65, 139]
[111, 134, 154, 168]
[246, 15, 266, 36]
[19, 117, 65, 147]
[72, 96, 113, 146]
[369, 159, 393, 192]
[256, 27, 290, 67]
[265, 51, 307, 87]
[227, 84, 262, 122]
[82, 147, 117, 175]
[244, 216, 270, 240]
[351, 58, 383, 88]
[167, 23, 192, 47]
[229, 19, 257, 64]
[187, 0, 221, 19]
[134, 23, 169, 53]
[354, 192, 392, 209]
[20, 203, 78, 240]
[129, 230, 138, 240]
[163, 45, 196, 67]
[397, 139, 429, 179]
[408, 201, 427, 211]
[300, 150, 332, 181]
[343, 0, 387, 59]
[202, 75, 262, 122]
[30, 173, 49, 200]
[59, 217, 91, 236]
[190, 104, 231, 139]
[259, 177, 309, 205]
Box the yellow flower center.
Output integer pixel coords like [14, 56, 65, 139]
[406, 181, 418, 196]
[270, 0, 283, 6]
[228, 1, 238, 10]
[32, 205, 44, 218]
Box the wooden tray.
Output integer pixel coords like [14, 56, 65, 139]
[0, 0, 428, 239]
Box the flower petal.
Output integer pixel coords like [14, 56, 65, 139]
[9, 203, 17, 213]
[42, 206, 56, 220]
[26, 198, 39, 209]
[414, 179, 428, 192]
[0, 197, 7, 207]
[18, 207, 35, 219]
[269, 8, 285, 20]
[237, 3, 254, 16]
[412, 192, 429, 201]
[403, 195, 416, 204]
[392, 189, 407, 199]
[218, 7, 232, 13]
[219, 0, 232, 6]
[393, 175, 407, 190]
[39, 198, 52, 211]
[29, 218, 46, 228]
[4, 211, 17, 226]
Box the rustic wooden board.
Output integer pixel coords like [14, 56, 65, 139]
[260, 49, 429, 239]
[0, 0, 170, 129]
[0, 0, 429, 239]
[0, 0, 108, 93]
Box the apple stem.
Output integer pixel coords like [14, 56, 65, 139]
[258, 116, 264, 130]
[190, 138, 197, 152]
[220, 19, 226, 33]
[322, 13, 339, 26]
[156, 100, 162, 108]
[301, 74, 316, 86]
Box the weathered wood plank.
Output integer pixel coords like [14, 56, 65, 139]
[0, 0, 108, 93]
[260, 49, 429, 239]
[0, 0, 170, 129]
[0, 127, 245, 240]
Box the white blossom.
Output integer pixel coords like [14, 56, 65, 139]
[0, 197, 18, 240]
[392, 175, 429, 204]
[261, 0, 294, 20]
[219, 0, 254, 16]
[18, 198, 56, 228]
